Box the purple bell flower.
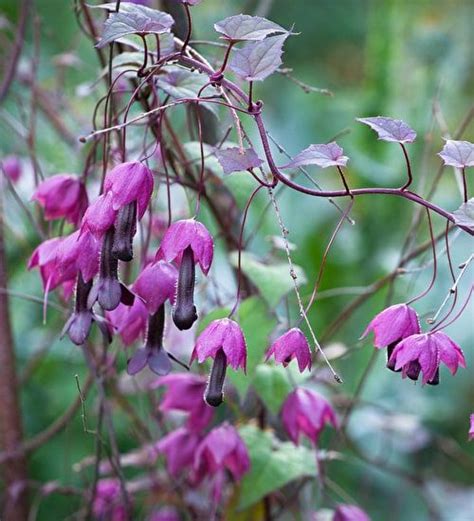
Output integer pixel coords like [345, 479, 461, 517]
[266, 327, 312, 372]
[32, 174, 88, 226]
[132, 261, 178, 314]
[28, 237, 71, 293]
[107, 299, 149, 346]
[388, 331, 466, 385]
[281, 388, 337, 445]
[152, 373, 214, 431]
[156, 219, 214, 330]
[194, 423, 250, 503]
[190, 318, 247, 407]
[361, 303, 420, 372]
[156, 427, 202, 477]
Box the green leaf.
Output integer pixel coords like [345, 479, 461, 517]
[223, 170, 260, 209]
[227, 297, 277, 398]
[229, 251, 307, 307]
[252, 364, 292, 415]
[237, 424, 317, 510]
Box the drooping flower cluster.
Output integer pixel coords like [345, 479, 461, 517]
[362, 304, 466, 385]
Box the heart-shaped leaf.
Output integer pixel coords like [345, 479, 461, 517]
[281, 142, 349, 169]
[237, 424, 317, 509]
[356, 116, 416, 144]
[229, 251, 306, 308]
[215, 146, 264, 174]
[214, 14, 287, 42]
[252, 364, 293, 415]
[97, 5, 174, 48]
[229, 34, 288, 82]
[452, 199, 474, 231]
[438, 140, 474, 168]
[156, 66, 218, 115]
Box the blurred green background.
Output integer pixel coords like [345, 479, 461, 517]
[0, 0, 473, 519]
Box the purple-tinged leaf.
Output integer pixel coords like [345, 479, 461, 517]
[229, 34, 288, 82]
[281, 142, 349, 169]
[97, 5, 174, 48]
[356, 116, 417, 144]
[214, 14, 287, 42]
[215, 147, 264, 174]
[156, 66, 218, 116]
[452, 199, 474, 231]
[438, 140, 474, 169]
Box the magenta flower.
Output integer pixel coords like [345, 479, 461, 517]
[333, 504, 371, 521]
[87, 228, 135, 311]
[32, 174, 88, 226]
[148, 509, 180, 521]
[469, 414, 474, 441]
[388, 331, 466, 385]
[362, 304, 420, 348]
[156, 427, 202, 477]
[153, 373, 214, 431]
[132, 261, 178, 314]
[81, 191, 117, 238]
[61, 275, 111, 346]
[361, 303, 420, 371]
[80, 162, 153, 259]
[1, 155, 22, 183]
[266, 327, 312, 372]
[194, 423, 250, 502]
[92, 479, 127, 521]
[281, 388, 337, 445]
[56, 230, 100, 284]
[190, 318, 247, 407]
[103, 161, 154, 218]
[157, 219, 214, 274]
[107, 299, 149, 346]
[156, 219, 214, 330]
[28, 237, 70, 292]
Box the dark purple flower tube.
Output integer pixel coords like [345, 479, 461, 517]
[173, 246, 198, 330]
[127, 304, 183, 376]
[88, 228, 134, 311]
[61, 273, 112, 346]
[111, 201, 137, 262]
[205, 348, 227, 407]
[62, 273, 94, 345]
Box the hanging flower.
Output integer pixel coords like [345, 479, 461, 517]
[190, 318, 247, 406]
[388, 331, 466, 385]
[281, 388, 337, 445]
[266, 327, 312, 372]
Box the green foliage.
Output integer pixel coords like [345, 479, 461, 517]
[227, 297, 277, 397]
[237, 424, 317, 510]
[229, 251, 307, 307]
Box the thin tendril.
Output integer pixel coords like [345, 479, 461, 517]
[303, 199, 354, 317]
[228, 185, 264, 318]
[268, 188, 343, 383]
[431, 285, 473, 333]
[406, 208, 437, 306]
